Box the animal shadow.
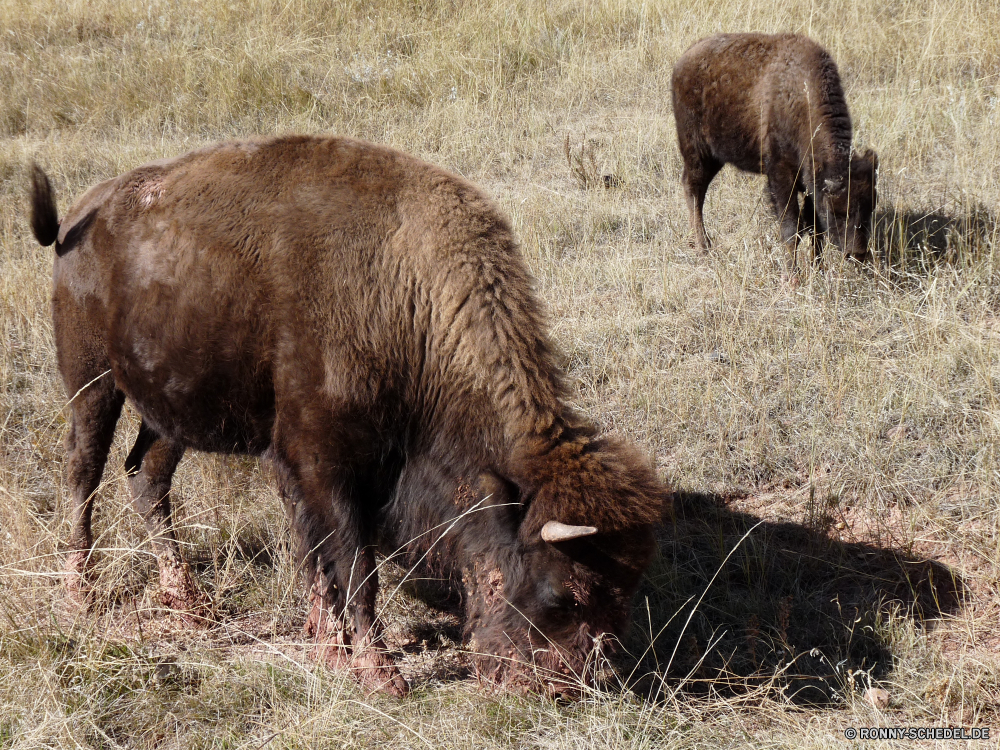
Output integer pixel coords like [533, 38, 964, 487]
[620, 490, 966, 704]
[873, 203, 997, 271]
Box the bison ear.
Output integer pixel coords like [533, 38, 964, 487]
[540, 521, 598, 543]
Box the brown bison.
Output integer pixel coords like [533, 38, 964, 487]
[672, 33, 878, 261]
[29, 135, 665, 697]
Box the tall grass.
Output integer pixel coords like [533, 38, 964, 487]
[2, 0, 999, 746]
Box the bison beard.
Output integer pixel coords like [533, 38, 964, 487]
[28, 136, 666, 697]
[671, 33, 878, 263]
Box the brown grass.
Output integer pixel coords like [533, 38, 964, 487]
[2, 0, 1000, 746]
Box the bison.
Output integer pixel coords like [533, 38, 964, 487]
[28, 135, 666, 697]
[671, 33, 878, 262]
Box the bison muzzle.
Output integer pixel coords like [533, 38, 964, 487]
[672, 33, 878, 263]
[28, 135, 666, 697]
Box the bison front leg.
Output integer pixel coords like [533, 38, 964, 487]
[125, 421, 213, 623]
[274, 450, 408, 697]
[766, 168, 806, 274]
[327, 543, 407, 697]
[62, 380, 125, 604]
[304, 526, 407, 697]
[799, 193, 823, 263]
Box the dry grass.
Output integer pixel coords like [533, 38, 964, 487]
[2, 0, 1000, 746]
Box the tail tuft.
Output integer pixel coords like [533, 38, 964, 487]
[29, 163, 59, 247]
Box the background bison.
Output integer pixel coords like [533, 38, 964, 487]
[672, 33, 878, 263]
[29, 135, 665, 697]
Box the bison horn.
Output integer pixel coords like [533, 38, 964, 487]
[541, 521, 598, 543]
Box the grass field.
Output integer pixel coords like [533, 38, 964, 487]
[2, 0, 1000, 746]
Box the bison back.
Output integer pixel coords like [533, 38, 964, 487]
[49, 135, 547, 458]
[672, 33, 848, 175]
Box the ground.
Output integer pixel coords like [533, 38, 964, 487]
[2, 0, 1000, 747]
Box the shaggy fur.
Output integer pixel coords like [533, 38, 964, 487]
[29, 135, 666, 697]
[672, 33, 878, 261]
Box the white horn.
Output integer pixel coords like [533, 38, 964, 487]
[541, 520, 598, 543]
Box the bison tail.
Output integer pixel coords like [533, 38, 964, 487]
[29, 163, 59, 247]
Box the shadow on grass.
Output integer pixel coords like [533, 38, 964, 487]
[873, 203, 997, 273]
[68, 485, 966, 704]
[620, 490, 967, 705]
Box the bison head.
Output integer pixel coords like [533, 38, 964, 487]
[464, 519, 657, 697]
[386, 434, 664, 697]
[819, 148, 878, 260]
[463, 436, 664, 697]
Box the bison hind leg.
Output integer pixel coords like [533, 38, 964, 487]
[62, 375, 125, 606]
[680, 156, 722, 252]
[126, 421, 213, 624]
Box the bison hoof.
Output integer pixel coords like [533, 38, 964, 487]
[159, 588, 214, 626]
[354, 656, 409, 698]
[311, 626, 351, 669]
[64, 550, 94, 606]
[302, 597, 332, 639]
[157, 556, 214, 626]
[310, 625, 409, 697]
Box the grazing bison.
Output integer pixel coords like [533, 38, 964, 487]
[672, 33, 878, 262]
[29, 135, 665, 697]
